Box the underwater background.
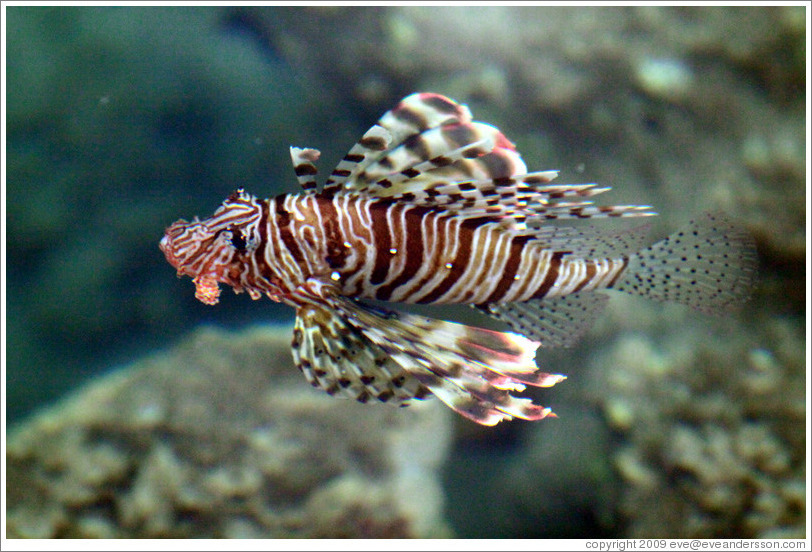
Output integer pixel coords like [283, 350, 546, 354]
[5, 5, 807, 538]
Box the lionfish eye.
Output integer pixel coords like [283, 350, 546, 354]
[230, 228, 247, 252]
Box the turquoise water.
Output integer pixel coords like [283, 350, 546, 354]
[5, 5, 806, 539]
[6, 6, 354, 421]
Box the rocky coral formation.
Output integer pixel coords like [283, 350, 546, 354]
[588, 305, 805, 538]
[6, 325, 453, 538]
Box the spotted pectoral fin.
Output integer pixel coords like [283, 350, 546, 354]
[292, 302, 430, 405]
[477, 293, 610, 349]
[320, 296, 564, 426]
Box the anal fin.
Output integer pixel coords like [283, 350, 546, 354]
[478, 292, 610, 348]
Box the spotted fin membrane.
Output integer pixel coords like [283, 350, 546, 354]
[613, 212, 757, 314]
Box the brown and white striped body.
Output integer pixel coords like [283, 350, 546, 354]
[228, 192, 630, 308]
[160, 92, 756, 426]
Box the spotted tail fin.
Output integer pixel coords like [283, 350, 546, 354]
[613, 212, 758, 314]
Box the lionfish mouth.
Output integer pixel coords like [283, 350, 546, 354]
[158, 233, 179, 269]
[160, 220, 208, 272]
[160, 220, 231, 305]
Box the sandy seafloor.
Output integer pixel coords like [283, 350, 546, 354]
[4, 5, 807, 539]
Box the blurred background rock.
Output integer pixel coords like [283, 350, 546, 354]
[6, 326, 453, 538]
[5, 5, 806, 538]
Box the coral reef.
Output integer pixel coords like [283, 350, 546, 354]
[6, 325, 453, 538]
[589, 305, 806, 538]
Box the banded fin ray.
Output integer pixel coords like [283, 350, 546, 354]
[294, 280, 564, 425]
[354, 121, 509, 191]
[289, 147, 321, 192]
[322, 125, 393, 193]
[343, 301, 564, 425]
[385, 180, 653, 226]
[399, 143, 529, 190]
[523, 203, 655, 221]
[292, 302, 429, 404]
[389, 195, 656, 230]
[324, 92, 473, 193]
[376, 171, 559, 212]
[319, 93, 658, 229]
[325, 93, 533, 202]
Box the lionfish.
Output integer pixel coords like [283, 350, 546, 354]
[160, 93, 756, 426]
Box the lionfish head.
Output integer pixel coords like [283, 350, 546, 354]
[159, 189, 261, 305]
